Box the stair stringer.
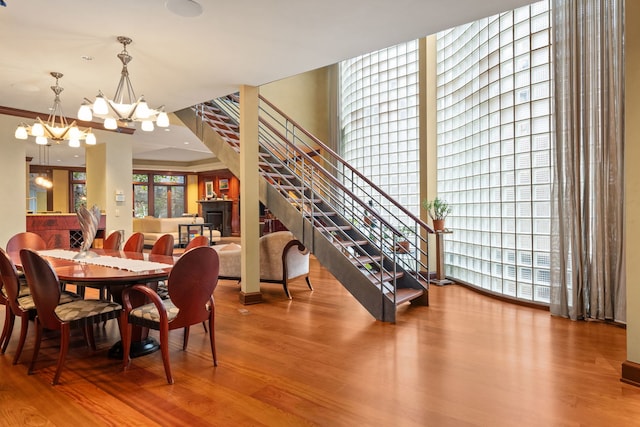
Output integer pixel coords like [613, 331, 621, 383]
[175, 108, 241, 176]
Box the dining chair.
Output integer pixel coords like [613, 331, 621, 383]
[103, 230, 123, 250]
[150, 234, 175, 256]
[6, 232, 46, 253]
[4, 232, 47, 309]
[123, 232, 145, 253]
[0, 248, 80, 364]
[183, 235, 210, 252]
[121, 246, 220, 384]
[19, 248, 122, 385]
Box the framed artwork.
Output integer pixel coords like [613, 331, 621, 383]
[205, 181, 215, 198]
[219, 178, 229, 190]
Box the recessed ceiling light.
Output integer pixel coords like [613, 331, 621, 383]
[165, 0, 202, 17]
[81, 55, 94, 61]
[74, 154, 79, 158]
[164, 128, 171, 132]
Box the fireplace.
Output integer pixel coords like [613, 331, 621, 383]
[198, 199, 233, 236]
[206, 212, 223, 232]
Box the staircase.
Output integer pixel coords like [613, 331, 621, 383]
[175, 94, 435, 322]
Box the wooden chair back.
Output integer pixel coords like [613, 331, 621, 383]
[6, 232, 46, 253]
[18, 249, 62, 331]
[168, 246, 219, 327]
[0, 248, 21, 311]
[103, 231, 123, 250]
[183, 235, 209, 252]
[151, 234, 175, 256]
[123, 232, 145, 253]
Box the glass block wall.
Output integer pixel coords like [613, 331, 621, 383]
[436, 0, 552, 302]
[340, 40, 421, 225]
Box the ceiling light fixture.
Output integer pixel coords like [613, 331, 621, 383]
[165, 0, 203, 18]
[79, 36, 170, 132]
[15, 72, 96, 148]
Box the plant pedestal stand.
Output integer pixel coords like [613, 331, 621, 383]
[432, 230, 453, 285]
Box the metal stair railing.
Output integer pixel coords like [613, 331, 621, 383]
[195, 95, 434, 315]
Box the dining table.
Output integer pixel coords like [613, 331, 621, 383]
[10, 248, 176, 358]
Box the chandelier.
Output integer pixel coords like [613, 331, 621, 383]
[78, 36, 170, 132]
[15, 72, 96, 148]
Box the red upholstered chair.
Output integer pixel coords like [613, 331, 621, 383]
[102, 231, 123, 250]
[151, 234, 175, 256]
[121, 246, 219, 384]
[183, 235, 209, 252]
[6, 232, 46, 253]
[19, 249, 122, 385]
[0, 248, 79, 364]
[123, 232, 145, 253]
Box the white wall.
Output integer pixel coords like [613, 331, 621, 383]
[0, 115, 27, 248]
[86, 132, 133, 240]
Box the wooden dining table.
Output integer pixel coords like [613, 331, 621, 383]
[10, 248, 176, 358]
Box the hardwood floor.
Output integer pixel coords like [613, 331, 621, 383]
[2, 257, 640, 426]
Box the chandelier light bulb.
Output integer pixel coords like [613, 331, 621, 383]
[141, 120, 154, 132]
[104, 117, 118, 130]
[78, 102, 93, 121]
[68, 139, 81, 148]
[35, 136, 48, 145]
[156, 111, 170, 127]
[93, 94, 109, 115]
[31, 122, 44, 137]
[136, 99, 150, 119]
[85, 132, 97, 145]
[15, 125, 28, 139]
[69, 126, 81, 139]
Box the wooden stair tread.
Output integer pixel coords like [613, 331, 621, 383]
[388, 288, 425, 305]
[332, 239, 368, 248]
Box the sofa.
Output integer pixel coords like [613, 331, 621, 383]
[213, 231, 312, 299]
[132, 216, 221, 247]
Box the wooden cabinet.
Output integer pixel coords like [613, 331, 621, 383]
[26, 214, 106, 249]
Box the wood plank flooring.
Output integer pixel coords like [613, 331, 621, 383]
[2, 257, 640, 426]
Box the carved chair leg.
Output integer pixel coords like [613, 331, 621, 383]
[52, 324, 70, 385]
[159, 324, 173, 385]
[282, 278, 292, 299]
[1, 308, 15, 354]
[183, 326, 190, 351]
[122, 313, 132, 370]
[209, 310, 217, 367]
[28, 319, 43, 375]
[305, 276, 313, 291]
[12, 314, 29, 365]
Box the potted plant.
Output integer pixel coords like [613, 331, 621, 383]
[396, 225, 414, 253]
[422, 197, 451, 231]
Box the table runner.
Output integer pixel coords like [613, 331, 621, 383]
[38, 249, 172, 273]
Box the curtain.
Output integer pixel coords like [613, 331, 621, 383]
[550, 0, 625, 321]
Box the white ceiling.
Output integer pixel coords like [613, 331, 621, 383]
[0, 0, 533, 168]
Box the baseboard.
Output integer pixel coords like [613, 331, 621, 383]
[239, 291, 262, 305]
[621, 360, 640, 387]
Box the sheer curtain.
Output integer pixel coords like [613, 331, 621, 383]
[551, 0, 625, 321]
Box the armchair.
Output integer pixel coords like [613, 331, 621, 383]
[259, 231, 313, 299]
[213, 231, 312, 299]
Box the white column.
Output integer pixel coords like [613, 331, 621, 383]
[239, 85, 262, 303]
[0, 114, 27, 247]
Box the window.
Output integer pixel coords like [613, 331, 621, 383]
[133, 173, 186, 218]
[338, 0, 552, 304]
[436, 0, 552, 303]
[340, 40, 421, 225]
[70, 171, 87, 213]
